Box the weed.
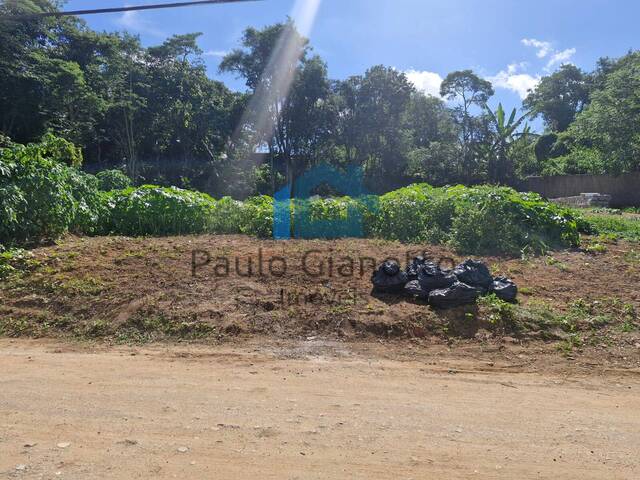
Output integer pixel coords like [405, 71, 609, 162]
[545, 256, 570, 271]
[477, 294, 520, 333]
[584, 243, 608, 254]
[59, 276, 106, 296]
[558, 333, 583, 354]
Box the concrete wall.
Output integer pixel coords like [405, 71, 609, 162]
[521, 172, 640, 207]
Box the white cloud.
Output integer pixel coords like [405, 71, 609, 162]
[115, 10, 166, 38]
[546, 47, 576, 70]
[404, 69, 443, 97]
[486, 62, 540, 99]
[521, 38, 553, 58]
[522, 38, 576, 72]
[204, 50, 228, 58]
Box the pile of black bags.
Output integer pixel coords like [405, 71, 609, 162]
[371, 257, 517, 308]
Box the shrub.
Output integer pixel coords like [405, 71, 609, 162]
[372, 184, 455, 243]
[103, 186, 216, 236]
[241, 195, 273, 238]
[1, 141, 79, 245]
[96, 169, 132, 191]
[447, 185, 580, 255]
[0, 137, 586, 256]
[209, 196, 245, 234]
[293, 196, 366, 239]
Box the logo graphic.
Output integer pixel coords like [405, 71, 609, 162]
[273, 164, 373, 239]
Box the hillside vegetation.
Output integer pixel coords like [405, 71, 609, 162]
[1, 137, 582, 257]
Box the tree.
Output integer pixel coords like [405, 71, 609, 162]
[523, 64, 590, 132]
[440, 70, 494, 181]
[332, 66, 416, 190]
[561, 52, 640, 174]
[220, 20, 332, 194]
[403, 92, 460, 185]
[405, 93, 458, 149]
[483, 103, 533, 183]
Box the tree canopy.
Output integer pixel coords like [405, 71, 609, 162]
[1, 0, 640, 195]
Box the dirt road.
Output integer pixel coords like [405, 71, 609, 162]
[1, 339, 639, 479]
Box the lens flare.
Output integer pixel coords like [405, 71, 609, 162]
[226, 0, 322, 196]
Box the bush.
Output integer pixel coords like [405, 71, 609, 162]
[447, 185, 580, 255]
[0, 137, 586, 256]
[68, 169, 109, 236]
[96, 169, 132, 191]
[293, 196, 366, 239]
[209, 196, 245, 234]
[371, 184, 454, 243]
[103, 186, 216, 236]
[0, 139, 97, 245]
[241, 195, 273, 238]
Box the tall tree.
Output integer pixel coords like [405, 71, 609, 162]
[440, 70, 494, 181]
[333, 66, 416, 190]
[523, 64, 590, 132]
[563, 52, 640, 174]
[220, 19, 331, 193]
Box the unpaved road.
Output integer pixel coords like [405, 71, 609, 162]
[1, 339, 639, 479]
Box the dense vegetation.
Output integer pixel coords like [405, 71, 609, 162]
[0, 136, 582, 256]
[2, 1, 640, 199]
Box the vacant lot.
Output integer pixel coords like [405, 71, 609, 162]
[1, 234, 640, 364]
[2, 233, 640, 478]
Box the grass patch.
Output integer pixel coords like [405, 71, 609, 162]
[584, 213, 640, 242]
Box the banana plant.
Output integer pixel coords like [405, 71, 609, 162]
[483, 103, 536, 183]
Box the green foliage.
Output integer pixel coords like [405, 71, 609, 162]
[584, 213, 640, 242]
[208, 196, 246, 235]
[240, 195, 273, 238]
[0, 247, 36, 280]
[103, 186, 216, 236]
[370, 183, 579, 254]
[0, 137, 99, 245]
[96, 169, 133, 191]
[564, 54, 640, 174]
[372, 184, 454, 243]
[477, 293, 520, 333]
[524, 64, 590, 132]
[0, 138, 586, 256]
[447, 186, 580, 255]
[293, 196, 367, 239]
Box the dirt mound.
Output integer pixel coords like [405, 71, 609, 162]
[1, 234, 640, 361]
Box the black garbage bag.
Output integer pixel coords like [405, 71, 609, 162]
[406, 256, 428, 280]
[371, 260, 408, 293]
[452, 259, 493, 290]
[428, 281, 481, 309]
[404, 280, 429, 299]
[418, 262, 457, 291]
[490, 276, 518, 302]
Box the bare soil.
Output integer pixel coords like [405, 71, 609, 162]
[1, 234, 640, 365]
[2, 235, 640, 478]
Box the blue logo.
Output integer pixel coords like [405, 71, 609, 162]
[273, 164, 374, 239]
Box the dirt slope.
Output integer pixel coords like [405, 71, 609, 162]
[1, 235, 640, 363]
[1, 338, 639, 479]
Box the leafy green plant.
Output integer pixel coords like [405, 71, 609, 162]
[585, 213, 640, 242]
[478, 293, 520, 333]
[96, 169, 132, 191]
[241, 195, 273, 238]
[209, 196, 245, 234]
[1, 140, 82, 244]
[447, 185, 580, 255]
[372, 184, 454, 243]
[103, 186, 217, 236]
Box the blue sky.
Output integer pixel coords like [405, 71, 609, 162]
[65, 0, 640, 115]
